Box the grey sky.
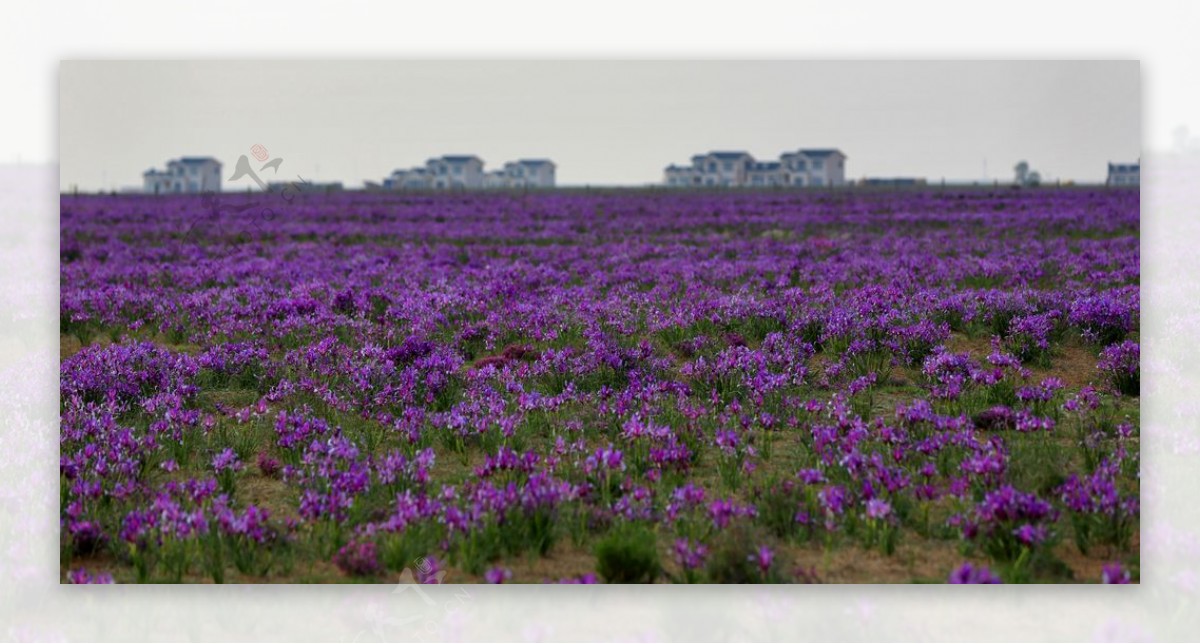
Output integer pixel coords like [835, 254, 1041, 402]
[59, 60, 1139, 190]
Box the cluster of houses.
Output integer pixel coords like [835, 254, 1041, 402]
[143, 157, 223, 194]
[382, 156, 556, 190]
[137, 153, 1140, 193]
[663, 149, 848, 188]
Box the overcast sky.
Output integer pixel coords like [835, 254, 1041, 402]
[59, 60, 1139, 190]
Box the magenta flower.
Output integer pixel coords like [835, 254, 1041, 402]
[948, 563, 1002, 584]
[67, 568, 115, 584]
[485, 566, 513, 584]
[212, 447, 243, 473]
[865, 498, 892, 520]
[1101, 563, 1132, 584]
[672, 538, 709, 571]
[749, 545, 774, 576]
[333, 541, 382, 577]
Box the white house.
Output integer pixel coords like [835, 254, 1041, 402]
[384, 156, 556, 190]
[687, 151, 754, 187]
[501, 159, 556, 188]
[426, 155, 485, 189]
[1106, 161, 1140, 186]
[384, 168, 433, 190]
[779, 149, 847, 187]
[143, 157, 222, 194]
[663, 164, 700, 187]
[663, 148, 847, 188]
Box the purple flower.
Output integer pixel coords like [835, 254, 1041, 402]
[948, 563, 1002, 584]
[1101, 563, 1132, 584]
[416, 556, 443, 584]
[865, 498, 892, 520]
[749, 545, 774, 576]
[212, 447, 243, 473]
[68, 520, 105, 554]
[1097, 341, 1139, 396]
[584, 444, 625, 476]
[672, 538, 709, 570]
[708, 498, 756, 530]
[485, 566, 513, 584]
[256, 452, 281, 478]
[1012, 523, 1048, 546]
[67, 568, 115, 584]
[333, 541, 382, 577]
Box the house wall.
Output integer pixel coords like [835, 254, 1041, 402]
[824, 155, 847, 186]
[808, 157, 830, 186]
[527, 164, 555, 187]
[461, 160, 484, 188]
[1108, 170, 1139, 186]
[202, 164, 221, 191]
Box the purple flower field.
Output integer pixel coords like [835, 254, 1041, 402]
[60, 188, 1139, 583]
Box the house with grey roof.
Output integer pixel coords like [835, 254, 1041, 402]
[426, 155, 485, 189]
[501, 159, 556, 188]
[689, 151, 754, 187]
[384, 167, 433, 190]
[664, 148, 846, 188]
[664, 164, 700, 187]
[779, 149, 847, 187]
[1106, 161, 1140, 186]
[383, 155, 556, 190]
[143, 156, 222, 194]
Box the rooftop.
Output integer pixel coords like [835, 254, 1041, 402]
[796, 148, 845, 158]
[707, 151, 752, 160]
[176, 156, 221, 165]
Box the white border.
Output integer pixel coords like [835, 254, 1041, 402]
[2, 1, 1197, 640]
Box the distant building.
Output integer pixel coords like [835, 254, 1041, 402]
[663, 164, 699, 187]
[663, 149, 847, 187]
[1107, 161, 1140, 186]
[383, 155, 555, 190]
[779, 149, 847, 187]
[143, 157, 222, 194]
[501, 159, 556, 188]
[427, 155, 485, 189]
[384, 168, 434, 190]
[691, 151, 754, 187]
